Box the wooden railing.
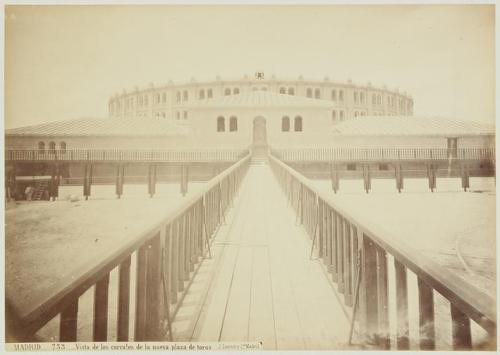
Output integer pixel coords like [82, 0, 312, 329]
[5, 148, 249, 163]
[271, 147, 496, 162]
[269, 154, 496, 350]
[6, 154, 251, 342]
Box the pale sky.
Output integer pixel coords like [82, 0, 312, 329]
[4, 4, 495, 129]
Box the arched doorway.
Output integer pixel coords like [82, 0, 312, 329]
[252, 117, 268, 160]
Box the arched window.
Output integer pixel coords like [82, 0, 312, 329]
[361, 111, 366, 116]
[332, 110, 337, 123]
[183, 90, 188, 101]
[49, 141, 56, 154]
[282, 116, 290, 132]
[339, 111, 345, 121]
[38, 141, 45, 153]
[162, 92, 167, 103]
[224, 88, 231, 96]
[306, 88, 313, 98]
[294, 116, 303, 132]
[372, 94, 377, 105]
[279, 87, 286, 94]
[217, 116, 225, 132]
[199, 90, 205, 99]
[354, 92, 358, 103]
[377, 94, 382, 105]
[339, 90, 344, 101]
[314, 88, 321, 99]
[176, 91, 181, 102]
[233, 88, 239, 94]
[229, 116, 238, 132]
[207, 89, 213, 98]
[176, 111, 180, 120]
[60, 141, 66, 153]
[332, 90, 337, 101]
[183, 111, 188, 119]
[288, 87, 295, 95]
[156, 93, 160, 104]
[354, 111, 359, 117]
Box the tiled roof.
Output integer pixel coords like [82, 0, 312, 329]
[186, 90, 336, 109]
[333, 116, 495, 137]
[5, 118, 189, 137]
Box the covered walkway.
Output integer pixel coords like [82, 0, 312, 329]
[170, 163, 352, 350]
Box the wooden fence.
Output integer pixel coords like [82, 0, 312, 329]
[5, 148, 249, 163]
[6, 154, 251, 342]
[269, 154, 496, 350]
[271, 147, 495, 162]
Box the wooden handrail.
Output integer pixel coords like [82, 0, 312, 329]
[270, 147, 496, 162]
[268, 153, 496, 349]
[5, 148, 249, 162]
[7, 153, 251, 342]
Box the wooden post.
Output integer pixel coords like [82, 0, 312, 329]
[331, 163, 339, 193]
[117, 256, 131, 341]
[394, 260, 410, 349]
[170, 221, 179, 304]
[359, 236, 379, 345]
[427, 163, 436, 192]
[145, 233, 162, 340]
[395, 164, 404, 193]
[148, 164, 157, 198]
[363, 164, 371, 193]
[134, 245, 148, 341]
[450, 304, 472, 350]
[461, 163, 470, 192]
[116, 164, 124, 199]
[93, 273, 110, 341]
[343, 221, 352, 306]
[59, 299, 78, 342]
[376, 248, 390, 349]
[417, 277, 435, 350]
[337, 215, 344, 293]
[180, 165, 189, 196]
[83, 164, 93, 200]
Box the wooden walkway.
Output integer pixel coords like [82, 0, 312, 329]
[170, 163, 351, 350]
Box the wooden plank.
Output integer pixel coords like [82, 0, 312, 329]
[219, 247, 253, 341]
[248, 248, 276, 349]
[450, 304, 472, 350]
[59, 298, 78, 342]
[394, 260, 409, 350]
[417, 277, 435, 350]
[117, 256, 131, 341]
[93, 273, 110, 341]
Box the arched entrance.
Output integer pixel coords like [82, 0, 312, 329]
[252, 117, 268, 161]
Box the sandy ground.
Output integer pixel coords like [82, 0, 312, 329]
[5, 182, 206, 341]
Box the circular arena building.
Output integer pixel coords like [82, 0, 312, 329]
[108, 72, 414, 122]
